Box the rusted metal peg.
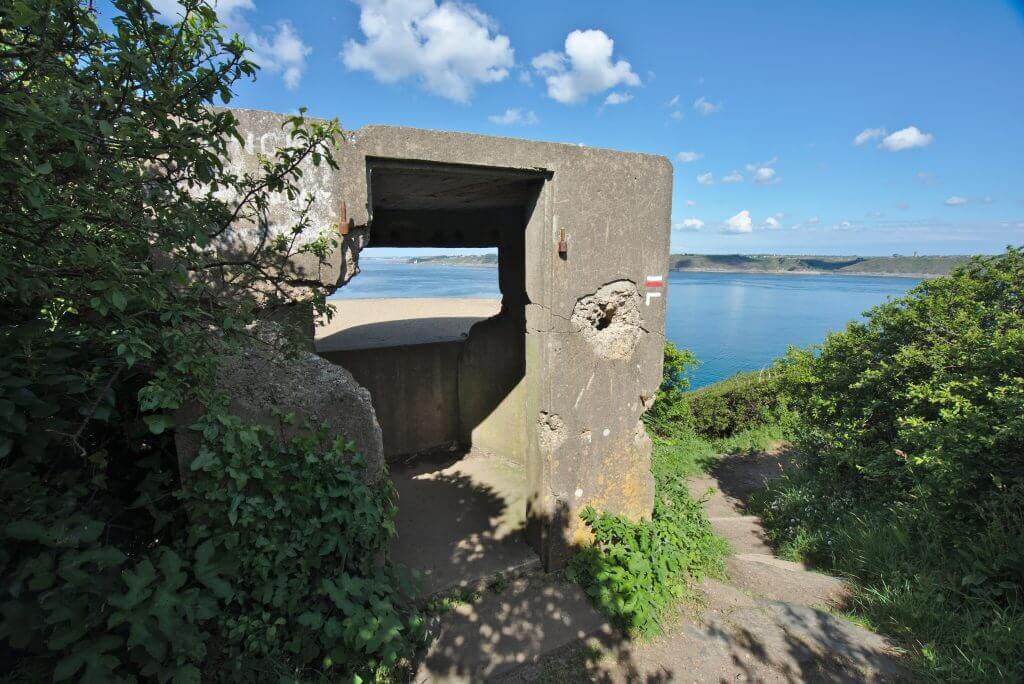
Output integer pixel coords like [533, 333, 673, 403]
[557, 227, 568, 259]
[338, 201, 351, 236]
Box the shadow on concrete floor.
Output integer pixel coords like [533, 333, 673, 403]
[389, 447, 539, 596]
[421, 573, 632, 681]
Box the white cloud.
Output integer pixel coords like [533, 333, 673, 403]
[693, 96, 721, 115]
[532, 29, 640, 104]
[152, 0, 309, 88]
[744, 157, 779, 185]
[853, 127, 886, 146]
[531, 50, 565, 73]
[686, 199, 697, 206]
[675, 218, 704, 231]
[765, 216, 780, 229]
[722, 171, 743, 183]
[944, 195, 969, 206]
[676, 151, 703, 163]
[879, 126, 934, 151]
[488, 108, 538, 125]
[342, 0, 514, 102]
[724, 210, 753, 233]
[697, 172, 714, 186]
[750, 167, 777, 185]
[604, 91, 633, 106]
[248, 21, 310, 89]
[807, 216, 821, 225]
[666, 94, 683, 121]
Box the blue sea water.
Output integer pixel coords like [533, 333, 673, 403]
[332, 259, 918, 388]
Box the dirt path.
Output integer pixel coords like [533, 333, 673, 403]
[421, 448, 910, 682]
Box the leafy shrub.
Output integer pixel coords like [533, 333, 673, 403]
[686, 371, 791, 439]
[568, 440, 728, 635]
[645, 344, 790, 441]
[185, 412, 425, 679]
[0, 1, 423, 680]
[776, 248, 1024, 517]
[755, 248, 1024, 680]
[643, 342, 697, 437]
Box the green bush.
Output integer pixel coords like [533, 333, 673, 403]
[755, 248, 1024, 680]
[645, 344, 790, 441]
[686, 371, 791, 439]
[0, 1, 423, 679]
[643, 342, 697, 437]
[185, 412, 425, 679]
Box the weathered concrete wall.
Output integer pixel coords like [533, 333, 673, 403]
[333, 126, 672, 569]
[319, 342, 462, 460]
[222, 109, 673, 569]
[457, 219, 529, 463]
[215, 108, 369, 293]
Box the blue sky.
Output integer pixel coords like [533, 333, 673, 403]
[149, 0, 1024, 255]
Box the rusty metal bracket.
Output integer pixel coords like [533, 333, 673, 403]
[338, 201, 351, 236]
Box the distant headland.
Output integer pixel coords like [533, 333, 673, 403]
[395, 253, 972, 277]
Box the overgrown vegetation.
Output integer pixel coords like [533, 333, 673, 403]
[684, 370, 792, 439]
[0, 1, 422, 680]
[752, 248, 1024, 681]
[568, 343, 788, 635]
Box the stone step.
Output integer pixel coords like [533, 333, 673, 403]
[727, 553, 849, 608]
[707, 516, 775, 555]
[415, 572, 611, 682]
[688, 476, 746, 519]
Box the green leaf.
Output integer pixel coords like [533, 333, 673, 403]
[144, 414, 173, 435]
[172, 664, 201, 684]
[5, 520, 48, 542]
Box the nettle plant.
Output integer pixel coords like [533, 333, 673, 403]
[0, 1, 421, 680]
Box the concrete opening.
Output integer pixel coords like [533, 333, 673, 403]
[316, 159, 547, 593]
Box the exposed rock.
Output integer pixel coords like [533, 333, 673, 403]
[570, 280, 643, 359]
[174, 331, 384, 483]
[536, 412, 566, 452]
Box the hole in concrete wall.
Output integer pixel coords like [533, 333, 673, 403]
[537, 411, 566, 452]
[315, 158, 547, 592]
[571, 280, 643, 359]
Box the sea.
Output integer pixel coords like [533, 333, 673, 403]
[331, 259, 919, 388]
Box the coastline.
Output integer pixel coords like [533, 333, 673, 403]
[669, 267, 933, 279]
[396, 261, 932, 278]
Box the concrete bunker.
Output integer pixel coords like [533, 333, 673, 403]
[217, 110, 673, 589]
[319, 159, 545, 464]
[316, 159, 546, 591]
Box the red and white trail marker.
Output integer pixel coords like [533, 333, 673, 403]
[645, 274, 664, 305]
